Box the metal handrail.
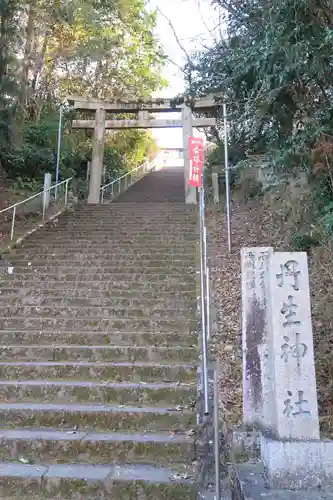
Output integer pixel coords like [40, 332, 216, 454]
[198, 168, 220, 498]
[0, 177, 72, 241]
[199, 185, 210, 417]
[100, 161, 152, 202]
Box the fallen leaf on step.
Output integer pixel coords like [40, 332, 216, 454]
[186, 429, 196, 437]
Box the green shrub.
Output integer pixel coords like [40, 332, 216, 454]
[291, 233, 320, 252]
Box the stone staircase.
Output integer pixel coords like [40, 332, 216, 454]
[0, 168, 199, 498]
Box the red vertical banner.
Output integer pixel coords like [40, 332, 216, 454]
[188, 137, 204, 187]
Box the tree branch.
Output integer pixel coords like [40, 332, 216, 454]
[156, 7, 194, 89]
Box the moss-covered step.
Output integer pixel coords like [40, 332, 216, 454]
[0, 361, 197, 383]
[6, 274, 194, 287]
[0, 295, 194, 309]
[9, 257, 195, 267]
[0, 428, 195, 466]
[0, 305, 194, 320]
[16, 241, 197, 250]
[0, 380, 196, 406]
[0, 282, 196, 296]
[0, 317, 195, 332]
[11, 247, 196, 258]
[0, 330, 198, 347]
[0, 402, 196, 432]
[0, 345, 197, 363]
[0, 462, 197, 499]
[18, 234, 196, 243]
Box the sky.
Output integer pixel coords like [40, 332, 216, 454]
[146, 0, 219, 148]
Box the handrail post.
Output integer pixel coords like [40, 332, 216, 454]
[10, 206, 16, 241]
[42, 189, 47, 220]
[65, 179, 69, 206]
[101, 187, 104, 204]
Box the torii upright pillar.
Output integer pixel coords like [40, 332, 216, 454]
[182, 104, 197, 204]
[88, 107, 106, 204]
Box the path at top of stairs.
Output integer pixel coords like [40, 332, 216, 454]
[113, 167, 186, 203]
[0, 167, 199, 499]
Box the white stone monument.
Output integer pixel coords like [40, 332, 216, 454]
[240, 248, 333, 490]
[268, 252, 319, 440]
[241, 247, 273, 428]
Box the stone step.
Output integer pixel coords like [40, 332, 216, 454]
[0, 330, 198, 347]
[62, 208, 193, 213]
[6, 275, 195, 286]
[0, 345, 197, 363]
[65, 207, 195, 213]
[53, 211, 195, 218]
[18, 235, 197, 244]
[0, 380, 195, 406]
[47, 226, 196, 234]
[8, 256, 195, 266]
[0, 402, 195, 432]
[0, 361, 196, 383]
[0, 305, 193, 320]
[14, 244, 195, 256]
[57, 219, 196, 226]
[0, 281, 194, 293]
[50, 216, 195, 223]
[16, 218, 195, 229]
[6, 267, 194, 278]
[33, 227, 196, 235]
[7, 266, 195, 277]
[71, 212, 195, 217]
[0, 462, 196, 499]
[17, 242, 196, 251]
[30, 236, 195, 244]
[21, 242, 196, 250]
[36, 216, 195, 224]
[0, 295, 193, 309]
[14, 248, 195, 258]
[0, 287, 194, 300]
[59, 211, 195, 217]
[45, 228, 196, 236]
[0, 428, 195, 466]
[65, 211, 195, 217]
[75, 200, 191, 205]
[9, 256, 195, 266]
[0, 317, 195, 332]
[10, 261, 194, 272]
[75, 201, 192, 207]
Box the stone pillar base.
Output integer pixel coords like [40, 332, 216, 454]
[231, 462, 333, 499]
[261, 435, 333, 490]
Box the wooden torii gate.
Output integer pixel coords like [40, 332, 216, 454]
[67, 96, 218, 204]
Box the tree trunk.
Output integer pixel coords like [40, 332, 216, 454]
[21, 1, 37, 106]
